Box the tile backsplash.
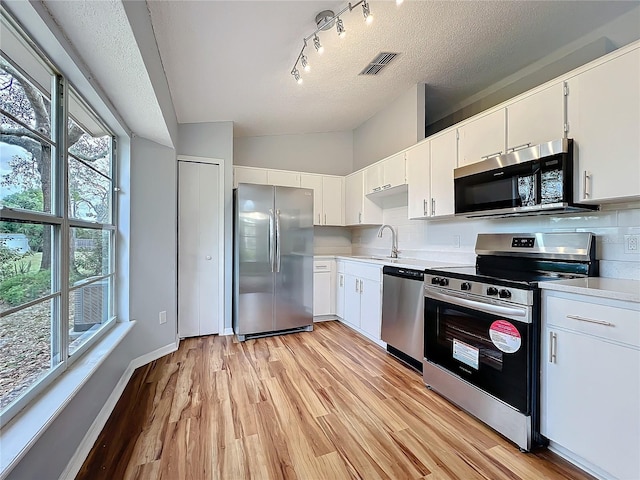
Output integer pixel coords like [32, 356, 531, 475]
[349, 205, 640, 280]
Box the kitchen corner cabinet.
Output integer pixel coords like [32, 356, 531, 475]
[541, 291, 640, 480]
[365, 152, 406, 194]
[407, 130, 457, 220]
[345, 171, 383, 226]
[457, 109, 506, 166]
[567, 46, 640, 204]
[301, 174, 344, 226]
[342, 262, 382, 341]
[506, 82, 565, 152]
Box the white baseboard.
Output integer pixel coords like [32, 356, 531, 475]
[59, 339, 179, 480]
[223, 327, 234, 336]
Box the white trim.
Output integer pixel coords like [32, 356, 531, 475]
[0, 321, 134, 480]
[176, 155, 226, 337]
[223, 327, 235, 336]
[58, 338, 179, 480]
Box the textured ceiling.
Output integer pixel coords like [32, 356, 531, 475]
[148, 0, 638, 138]
[42, 0, 171, 147]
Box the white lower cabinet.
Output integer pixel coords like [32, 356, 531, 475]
[340, 262, 383, 343]
[541, 291, 640, 480]
[313, 259, 335, 317]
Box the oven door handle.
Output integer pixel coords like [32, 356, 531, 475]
[426, 289, 530, 322]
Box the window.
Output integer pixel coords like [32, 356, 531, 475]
[0, 10, 116, 421]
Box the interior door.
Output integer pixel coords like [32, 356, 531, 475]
[235, 184, 276, 335]
[273, 186, 313, 331]
[178, 160, 220, 338]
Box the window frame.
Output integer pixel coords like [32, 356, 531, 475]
[0, 9, 118, 427]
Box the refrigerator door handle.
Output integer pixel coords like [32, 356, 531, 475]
[275, 209, 282, 273]
[269, 208, 275, 272]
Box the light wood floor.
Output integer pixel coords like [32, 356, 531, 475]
[77, 321, 593, 480]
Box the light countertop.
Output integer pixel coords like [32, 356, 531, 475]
[314, 254, 469, 270]
[540, 277, 640, 303]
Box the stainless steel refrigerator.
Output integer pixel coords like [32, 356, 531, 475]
[233, 184, 314, 341]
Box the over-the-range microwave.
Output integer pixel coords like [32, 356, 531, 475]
[454, 138, 597, 218]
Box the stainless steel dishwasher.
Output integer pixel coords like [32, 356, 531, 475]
[381, 266, 425, 372]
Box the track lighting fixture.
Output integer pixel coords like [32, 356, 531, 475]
[336, 17, 346, 38]
[290, 0, 398, 84]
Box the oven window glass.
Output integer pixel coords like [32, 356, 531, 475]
[425, 299, 531, 413]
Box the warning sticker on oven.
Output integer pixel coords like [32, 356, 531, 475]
[453, 339, 479, 370]
[489, 320, 522, 353]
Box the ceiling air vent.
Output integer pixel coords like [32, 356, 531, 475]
[359, 52, 400, 76]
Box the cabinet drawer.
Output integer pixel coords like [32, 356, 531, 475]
[544, 295, 640, 347]
[314, 260, 333, 273]
[344, 262, 381, 282]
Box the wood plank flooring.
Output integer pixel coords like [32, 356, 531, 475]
[76, 321, 593, 480]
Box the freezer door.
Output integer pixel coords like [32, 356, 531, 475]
[273, 186, 314, 331]
[234, 184, 276, 335]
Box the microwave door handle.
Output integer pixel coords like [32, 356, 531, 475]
[426, 289, 529, 319]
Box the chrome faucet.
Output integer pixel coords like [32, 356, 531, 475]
[377, 224, 398, 258]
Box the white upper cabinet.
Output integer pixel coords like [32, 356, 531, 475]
[322, 176, 344, 226]
[365, 152, 406, 194]
[406, 140, 431, 219]
[567, 46, 640, 204]
[457, 109, 506, 166]
[345, 171, 382, 226]
[429, 129, 457, 218]
[267, 170, 301, 187]
[234, 166, 268, 187]
[506, 82, 565, 151]
[300, 174, 324, 225]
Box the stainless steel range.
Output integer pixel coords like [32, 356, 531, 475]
[423, 232, 598, 452]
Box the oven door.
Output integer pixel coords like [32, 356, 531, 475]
[424, 288, 532, 413]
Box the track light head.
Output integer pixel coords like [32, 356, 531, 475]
[301, 54, 310, 72]
[292, 68, 302, 84]
[362, 1, 372, 23]
[313, 35, 324, 54]
[336, 17, 346, 38]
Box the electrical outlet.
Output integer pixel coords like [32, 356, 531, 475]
[159, 311, 167, 324]
[624, 234, 640, 254]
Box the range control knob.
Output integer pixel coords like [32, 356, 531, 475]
[499, 289, 512, 299]
[460, 282, 471, 291]
[438, 278, 449, 287]
[487, 287, 499, 296]
[431, 277, 441, 285]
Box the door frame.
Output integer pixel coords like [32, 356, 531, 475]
[177, 155, 225, 337]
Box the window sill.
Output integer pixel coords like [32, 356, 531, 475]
[0, 321, 135, 479]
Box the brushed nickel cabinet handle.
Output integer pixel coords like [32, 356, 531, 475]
[549, 331, 557, 363]
[423, 199, 428, 216]
[431, 198, 436, 216]
[566, 314, 613, 327]
[583, 171, 592, 199]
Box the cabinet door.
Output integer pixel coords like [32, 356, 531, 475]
[567, 48, 640, 203]
[313, 271, 332, 316]
[507, 82, 564, 151]
[406, 141, 430, 219]
[344, 172, 363, 225]
[343, 274, 361, 328]
[322, 176, 344, 226]
[267, 170, 300, 187]
[383, 152, 406, 189]
[336, 272, 345, 319]
[457, 109, 506, 166]
[234, 166, 267, 187]
[430, 130, 457, 217]
[359, 278, 382, 339]
[365, 162, 384, 194]
[542, 328, 640, 480]
[301, 174, 323, 225]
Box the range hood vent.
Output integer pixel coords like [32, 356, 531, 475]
[359, 52, 399, 76]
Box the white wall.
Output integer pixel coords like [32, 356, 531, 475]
[353, 83, 425, 171]
[177, 122, 234, 331]
[234, 131, 353, 176]
[126, 136, 179, 354]
[352, 205, 640, 280]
